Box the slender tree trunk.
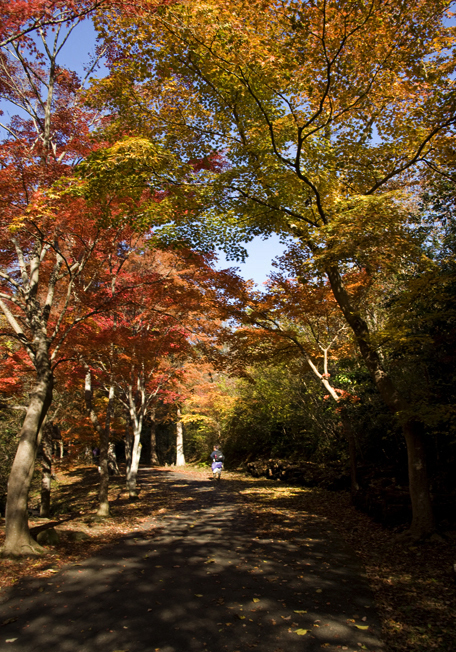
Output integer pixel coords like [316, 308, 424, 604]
[125, 421, 133, 474]
[149, 407, 159, 466]
[125, 377, 146, 499]
[176, 407, 185, 466]
[97, 432, 110, 516]
[84, 369, 114, 518]
[340, 408, 359, 497]
[326, 264, 435, 537]
[107, 442, 119, 475]
[126, 421, 142, 499]
[97, 383, 115, 517]
[40, 423, 53, 518]
[2, 368, 53, 556]
[404, 420, 434, 537]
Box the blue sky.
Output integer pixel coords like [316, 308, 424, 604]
[215, 235, 286, 286]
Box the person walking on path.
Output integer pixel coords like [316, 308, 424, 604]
[210, 444, 224, 480]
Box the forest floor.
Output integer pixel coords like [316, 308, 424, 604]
[0, 463, 454, 652]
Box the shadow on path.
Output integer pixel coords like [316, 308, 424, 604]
[0, 469, 385, 652]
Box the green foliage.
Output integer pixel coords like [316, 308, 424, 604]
[221, 362, 347, 464]
[376, 182, 456, 491]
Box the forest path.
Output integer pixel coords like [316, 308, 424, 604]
[0, 468, 385, 652]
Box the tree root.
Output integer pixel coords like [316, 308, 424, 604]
[396, 528, 444, 544]
[0, 539, 45, 558]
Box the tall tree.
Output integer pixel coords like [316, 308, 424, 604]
[0, 10, 118, 554]
[94, 0, 456, 537]
[231, 268, 361, 493]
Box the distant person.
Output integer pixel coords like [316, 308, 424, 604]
[92, 447, 100, 465]
[210, 445, 224, 480]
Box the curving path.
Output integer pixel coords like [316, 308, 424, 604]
[0, 469, 385, 652]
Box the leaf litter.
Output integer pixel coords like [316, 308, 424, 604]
[0, 463, 455, 652]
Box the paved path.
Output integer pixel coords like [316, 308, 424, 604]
[0, 470, 385, 652]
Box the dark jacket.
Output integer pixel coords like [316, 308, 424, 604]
[211, 448, 224, 462]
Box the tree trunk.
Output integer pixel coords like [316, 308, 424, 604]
[2, 369, 53, 556]
[125, 421, 133, 474]
[326, 264, 435, 537]
[125, 377, 147, 499]
[404, 420, 434, 538]
[340, 408, 359, 497]
[97, 432, 110, 517]
[126, 422, 142, 499]
[97, 383, 115, 517]
[176, 408, 185, 466]
[40, 423, 53, 518]
[84, 369, 114, 518]
[107, 442, 119, 475]
[149, 407, 159, 466]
